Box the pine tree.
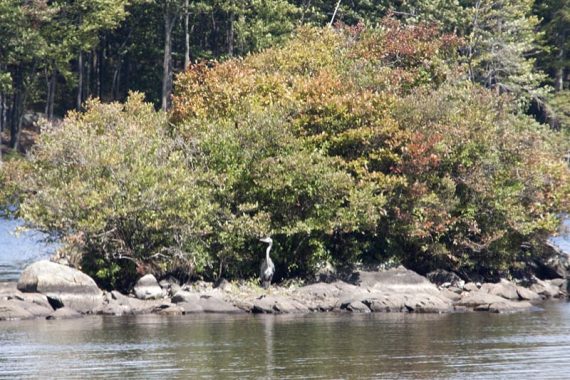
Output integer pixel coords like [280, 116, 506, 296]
[465, 0, 546, 107]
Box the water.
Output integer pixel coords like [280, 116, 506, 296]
[550, 217, 570, 254]
[0, 218, 57, 281]
[1, 303, 570, 379]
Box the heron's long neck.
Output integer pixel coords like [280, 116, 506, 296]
[266, 243, 272, 261]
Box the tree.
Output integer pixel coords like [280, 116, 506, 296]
[464, 0, 546, 107]
[535, 0, 570, 91]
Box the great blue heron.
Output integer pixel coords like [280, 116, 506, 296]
[259, 237, 275, 289]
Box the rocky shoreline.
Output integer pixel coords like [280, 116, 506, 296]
[0, 260, 567, 321]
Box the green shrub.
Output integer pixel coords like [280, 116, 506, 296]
[8, 19, 570, 287]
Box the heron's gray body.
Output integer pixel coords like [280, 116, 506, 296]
[260, 237, 275, 289]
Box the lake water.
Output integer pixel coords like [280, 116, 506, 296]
[0, 218, 57, 282]
[1, 303, 570, 379]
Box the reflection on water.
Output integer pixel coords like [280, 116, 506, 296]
[1, 303, 570, 379]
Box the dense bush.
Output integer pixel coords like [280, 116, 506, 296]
[8, 19, 570, 288]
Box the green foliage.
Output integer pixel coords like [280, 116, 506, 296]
[9, 19, 570, 287]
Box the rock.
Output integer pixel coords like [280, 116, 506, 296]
[171, 290, 200, 304]
[169, 283, 182, 296]
[362, 294, 406, 312]
[355, 267, 440, 295]
[177, 302, 204, 314]
[251, 295, 308, 314]
[103, 290, 166, 315]
[486, 301, 534, 313]
[426, 269, 464, 287]
[455, 290, 510, 308]
[154, 305, 184, 316]
[297, 282, 358, 311]
[17, 261, 104, 313]
[536, 243, 570, 279]
[360, 291, 452, 313]
[439, 288, 462, 302]
[515, 286, 541, 302]
[13, 299, 53, 317]
[0, 300, 34, 320]
[530, 277, 561, 299]
[463, 282, 480, 292]
[480, 279, 520, 300]
[448, 286, 463, 294]
[17, 261, 100, 295]
[12, 292, 53, 310]
[0, 282, 20, 299]
[198, 295, 242, 313]
[345, 300, 371, 313]
[402, 293, 453, 313]
[133, 274, 164, 300]
[47, 307, 82, 320]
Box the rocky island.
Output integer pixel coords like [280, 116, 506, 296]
[0, 260, 566, 321]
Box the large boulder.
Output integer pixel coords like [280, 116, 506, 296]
[47, 307, 82, 320]
[251, 295, 309, 314]
[133, 274, 165, 300]
[297, 281, 359, 311]
[17, 261, 103, 313]
[18, 261, 100, 295]
[480, 279, 520, 300]
[198, 295, 242, 313]
[354, 267, 440, 295]
[360, 292, 452, 313]
[530, 277, 562, 299]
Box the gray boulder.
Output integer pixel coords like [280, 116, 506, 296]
[479, 301, 534, 313]
[177, 302, 204, 313]
[455, 290, 534, 312]
[355, 267, 440, 295]
[345, 300, 371, 313]
[455, 290, 509, 308]
[297, 281, 359, 311]
[133, 274, 165, 300]
[480, 279, 520, 300]
[530, 277, 561, 299]
[17, 261, 103, 313]
[47, 307, 82, 320]
[515, 286, 541, 302]
[171, 290, 200, 304]
[18, 261, 100, 295]
[463, 282, 480, 292]
[251, 295, 309, 314]
[198, 295, 242, 313]
[0, 300, 34, 320]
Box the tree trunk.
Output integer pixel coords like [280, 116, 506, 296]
[77, 50, 83, 110]
[48, 69, 56, 120]
[10, 67, 22, 150]
[161, 7, 175, 111]
[44, 68, 56, 120]
[227, 12, 234, 56]
[85, 51, 91, 101]
[94, 44, 103, 99]
[329, 0, 342, 26]
[184, 0, 190, 70]
[556, 47, 564, 92]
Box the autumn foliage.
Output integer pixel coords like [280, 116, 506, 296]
[9, 19, 569, 287]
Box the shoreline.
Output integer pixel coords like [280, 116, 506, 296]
[1, 261, 567, 321]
